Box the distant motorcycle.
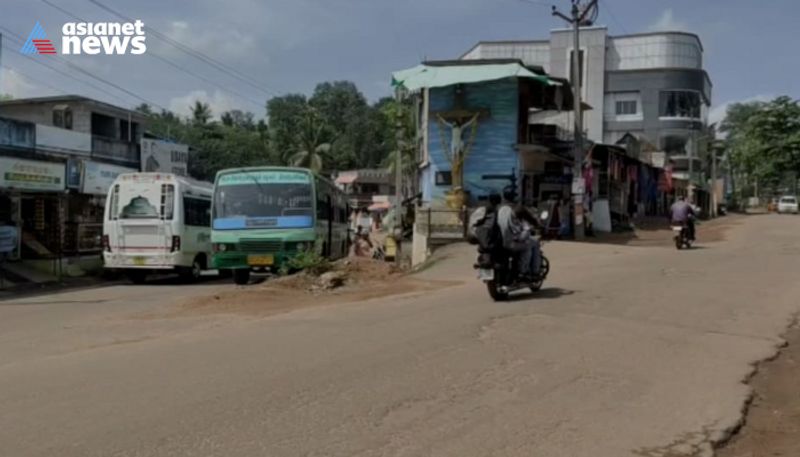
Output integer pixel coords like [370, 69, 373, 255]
[672, 223, 692, 250]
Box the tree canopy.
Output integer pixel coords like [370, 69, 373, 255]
[724, 96, 800, 192]
[136, 80, 404, 182]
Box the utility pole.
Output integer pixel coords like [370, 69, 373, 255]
[553, 0, 597, 240]
[393, 89, 404, 259]
[0, 34, 4, 96]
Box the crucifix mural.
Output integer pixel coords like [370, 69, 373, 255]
[434, 85, 490, 206]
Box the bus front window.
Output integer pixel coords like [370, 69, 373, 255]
[214, 183, 313, 220]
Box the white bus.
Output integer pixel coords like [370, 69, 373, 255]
[103, 173, 214, 284]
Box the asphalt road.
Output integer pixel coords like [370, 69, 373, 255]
[1, 214, 798, 457]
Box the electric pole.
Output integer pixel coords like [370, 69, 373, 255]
[553, 0, 598, 240]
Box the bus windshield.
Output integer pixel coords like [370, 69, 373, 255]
[213, 170, 314, 228]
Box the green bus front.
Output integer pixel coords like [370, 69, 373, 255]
[211, 167, 318, 283]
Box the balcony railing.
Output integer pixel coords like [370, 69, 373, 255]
[527, 123, 573, 144]
[91, 136, 139, 167]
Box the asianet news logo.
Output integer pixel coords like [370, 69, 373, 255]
[20, 20, 147, 56]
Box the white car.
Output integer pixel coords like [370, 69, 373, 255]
[777, 196, 799, 214]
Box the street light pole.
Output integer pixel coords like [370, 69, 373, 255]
[553, 0, 597, 240]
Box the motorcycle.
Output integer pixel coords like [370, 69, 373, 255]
[672, 222, 692, 250]
[474, 211, 551, 301]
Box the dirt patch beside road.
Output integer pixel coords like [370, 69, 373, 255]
[164, 258, 460, 318]
[590, 214, 744, 247]
[715, 322, 800, 457]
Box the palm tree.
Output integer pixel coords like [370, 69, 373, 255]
[289, 110, 332, 172]
[191, 101, 212, 125]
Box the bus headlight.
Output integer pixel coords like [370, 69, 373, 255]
[294, 242, 311, 252]
[214, 243, 233, 252]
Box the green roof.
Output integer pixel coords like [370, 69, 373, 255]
[391, 62, 560, 91]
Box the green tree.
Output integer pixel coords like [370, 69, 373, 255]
[221, 109, 255, 130]
[289, 110, 332, 173]
[310, 81, 388, 170]
[725, 96, 800, 197]
[266, 94, 308, 164]
[380, 98, 417, 198]
[191, 101, 212, 125]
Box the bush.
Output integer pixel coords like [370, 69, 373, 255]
[282, 248, 332, 276]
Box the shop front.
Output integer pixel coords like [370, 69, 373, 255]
[0, 156, 67, 262]
[65, 160, 136, 255]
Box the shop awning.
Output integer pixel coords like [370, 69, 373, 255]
[392, 62, 561, 92]
[367, 201, 392, 211]
[335, 174, 357, 185]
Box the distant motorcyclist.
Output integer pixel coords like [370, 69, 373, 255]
[497, 189, 541, 281]
[670, 196, 696, 241]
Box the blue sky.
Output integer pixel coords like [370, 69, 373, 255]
[1, 0, 797, 123]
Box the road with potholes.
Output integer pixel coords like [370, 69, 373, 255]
[0, 214, 798, 457]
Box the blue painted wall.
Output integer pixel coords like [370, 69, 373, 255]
[422, 78, 519, 203]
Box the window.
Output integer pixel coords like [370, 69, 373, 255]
[53, 107, 73, 130]
[160, 184, 175, 220]
[109, 185, 120, 220]
[435, 171, 452, 186]
[183, 197, 211, 227]
[615, 100, 637, 116]
[660, 91, 702, 119]
[317, 196, 331, 221]
[661, 135, 689, 155]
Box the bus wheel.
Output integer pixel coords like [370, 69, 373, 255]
[179, 256, 204, 283]
[126, 270, 147, 285]
[233, 269, 250, 285]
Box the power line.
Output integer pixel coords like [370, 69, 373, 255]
[1, 36, 138, 105]
[87, 0, 281, 98]
[0, 24, 166, 110]
[39, 0, 266, 111]
[0, 64, 68, 96]
[516, 0, 554, 7]
[599, 0, 629, 34]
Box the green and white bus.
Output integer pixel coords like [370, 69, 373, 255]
[211, 167, 349, 284]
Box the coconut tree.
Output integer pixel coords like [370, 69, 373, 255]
[191, 101, 212, 125]
[289, 110, 332, 173]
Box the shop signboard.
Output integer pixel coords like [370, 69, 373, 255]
[82, 161, 136, 195]
[141, 138, 189, 176]
[0, 157, 65, 192]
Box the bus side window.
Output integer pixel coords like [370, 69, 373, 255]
[317, 197, 328, 221]
[184, 197, 211, 227]
[161, 184, 175, 220]
[109, 184, 120, 220]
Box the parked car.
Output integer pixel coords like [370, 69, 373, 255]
[777, 196, 799, 214]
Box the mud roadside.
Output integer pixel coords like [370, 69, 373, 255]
[138, 258, 461, 319]
[715, 322, 800, 457]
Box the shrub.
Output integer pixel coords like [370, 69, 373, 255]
[282, 248, 332, 276]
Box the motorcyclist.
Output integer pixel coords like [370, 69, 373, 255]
[670, 196, 696, 241]
[497, 189, 542, 282]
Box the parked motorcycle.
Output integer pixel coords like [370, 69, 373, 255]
[474, 210, 551, 301]
[672, 223, 692, 250]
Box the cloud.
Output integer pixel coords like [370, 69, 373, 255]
[709, 94, 774, 127]
[158, 20, 259, 61]
[168, 89, 241, 119]
[0, 68, 58, 98]
[647, 9, 690, 32]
